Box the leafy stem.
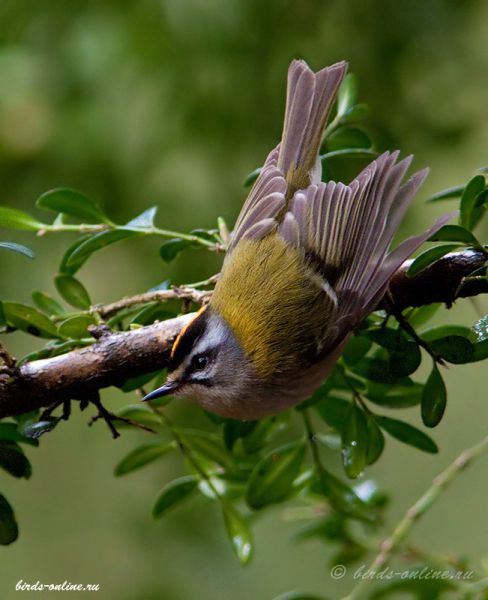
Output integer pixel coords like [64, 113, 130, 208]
[341, 431, 488, 600]
[149, 402, 225, 503]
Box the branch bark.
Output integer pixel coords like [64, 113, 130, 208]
[0, 249, 486, 419]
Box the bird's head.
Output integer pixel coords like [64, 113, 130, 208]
[143, 306, 255, 416]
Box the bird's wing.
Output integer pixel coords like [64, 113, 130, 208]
[279, 151, 454, 337]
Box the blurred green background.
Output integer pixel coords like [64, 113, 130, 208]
[1, 1, 488, 598]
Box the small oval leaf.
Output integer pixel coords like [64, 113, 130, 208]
[459, 175, 485, 230]
[66, 229, 142, 267]
[36, 188, 110, 224]
[32, 290, 65, 316]
[407, 244, 461, 277]
[0, 242, 35, 259]
[377, 416, 438, 453]
[342, 404, 368, 478]
[57, 314, 97, 339]
[365, 415, 385, 466]
[152, 475, 198, 519]
[429, 335, 474, 364]
[55, 275, 91, 309]
[421, 364, 447, 428]
[2, 301, 59, 338]
[0, 442, 31, 478]
[245, 440, 306, 509]
[115, 442, 176, 476]
[0, 494, 19, 545]
[428, 224, 481, 247]
[0, 207, 44, 231]
[222, 502, 253, 565]
[159, 238, 192, 263]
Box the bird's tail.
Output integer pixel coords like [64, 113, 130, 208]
[278, 59, 347, 196]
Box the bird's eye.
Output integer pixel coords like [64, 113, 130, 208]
[192, 354, 208, 371]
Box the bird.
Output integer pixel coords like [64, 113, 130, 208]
[143, 59, 451, 420]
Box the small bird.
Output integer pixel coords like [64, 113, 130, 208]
[144, 59, 450, 419]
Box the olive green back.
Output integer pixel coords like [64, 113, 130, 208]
[210, 234, 335, 379]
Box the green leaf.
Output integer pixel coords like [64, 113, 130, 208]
[126, 206, 158, 229]
[342, 335, 372, 366]
[178, 429, 235, 471]
[354, 357, 404, 384]
[421, 324, 475, 342]
[426, 184, 465, 203]
[0, 207, 44, 231]
[473, 314, 488, 343]
[57, 314, 97, 339]
[0, 494, 18, 545]
[315, 395, 350, 430]
[115, 404, 163, 429]
[337, 73, 357, 117]
[120, 370, 160, 393]
[377, 416, 438, 453]
[246, 440, 306, 509]
[389, 342, 422, 377]
[0, 423, 38, 446]
[341, 404, 368, 478]
[152, 475, 198, 518]
[406, 303, 441, 328]
[366, 382, 423, 408]
[36, 188, 110, 224]
[365, 415, 385, 466]
[325, 126, 371, 151]
[32, 290, 65, 316]
[0, 442, 31, 478]
[243, 167, 261, 188]
[428, 224, 482, 247]
[65, 229, 142, 267]
[429, 335, 474, 364]
[340, 103, 368, 124]
[472, 340, 488, 361]
[313, 469, 372, 520]
[2, 301, 59, 338]
[59, 235, 93, 275]
[159, 238, 192, 263]
[55, 275, 91, 309]
[407, 244, 461, 277]
[114, 441, 176, 476]
[223, 420, 258, 451]
[19, 418, 59, 439]
[321, 148, 377, 162]
[421, 363, 447, 428]
[221, 503, 253, 565]
[130, 303, 174, 326]
[0, 242, 35, 259]
[460, 175, 485, 230]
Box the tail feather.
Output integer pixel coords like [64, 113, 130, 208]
[278, 60, 347, 195]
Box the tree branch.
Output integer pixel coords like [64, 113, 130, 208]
[0, 249, 486, 419]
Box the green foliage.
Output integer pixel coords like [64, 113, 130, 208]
[0, 68, 487, 600]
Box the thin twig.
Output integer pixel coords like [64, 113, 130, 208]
[92, 286, 211, 319]
[341, 432, 488, 600]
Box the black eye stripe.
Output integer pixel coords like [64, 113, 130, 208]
[168, 308, 209, 371]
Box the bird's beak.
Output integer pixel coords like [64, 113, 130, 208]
[142, 380, 179, 402]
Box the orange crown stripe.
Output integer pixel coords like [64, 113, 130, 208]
[170, 305, 208, 360]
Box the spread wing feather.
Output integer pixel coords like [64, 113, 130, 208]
[284, 151, 454, 328]
[227, 59, 453, 346]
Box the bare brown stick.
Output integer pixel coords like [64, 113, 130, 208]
[0, 249, 486, 419]
[93, 286, 211, 319]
